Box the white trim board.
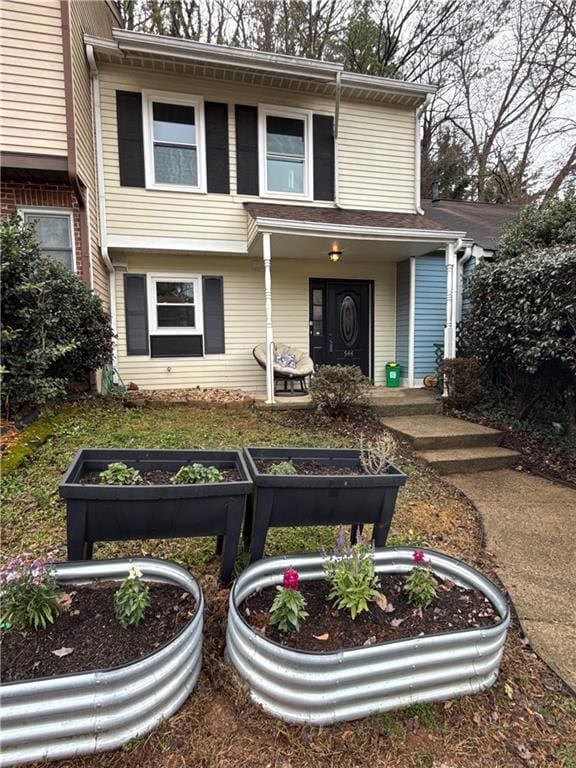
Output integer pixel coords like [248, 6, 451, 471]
[107, 235, 248, 254]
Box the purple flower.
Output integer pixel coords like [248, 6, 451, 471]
[283, 567, 300, 590]
[412, 550, 426, 565]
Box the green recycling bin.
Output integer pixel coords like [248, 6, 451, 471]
[385, 362, 400, 387]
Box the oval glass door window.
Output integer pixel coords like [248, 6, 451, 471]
[340, 295, 358, 346]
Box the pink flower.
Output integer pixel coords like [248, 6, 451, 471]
[412, 550, 426, 565]
[283, 567, 300, 590]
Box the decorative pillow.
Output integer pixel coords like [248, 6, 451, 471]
[275, 352, 297, 369]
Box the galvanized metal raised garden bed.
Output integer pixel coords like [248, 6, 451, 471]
[0, 558, 203, 767]
[226, 548, 510, 725]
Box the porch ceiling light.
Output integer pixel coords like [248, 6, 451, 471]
[329, 241, 342, 262]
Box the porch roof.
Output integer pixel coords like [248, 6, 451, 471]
[246, 203, 466, 261]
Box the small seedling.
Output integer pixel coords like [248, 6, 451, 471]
[268, 461, 298, 476]
[171, 464, 223, 484]
[404, 550, 437, 609]
[99, 462, 141, 485]
[114, 564, 150, 629]
[269, 568, 308, 632]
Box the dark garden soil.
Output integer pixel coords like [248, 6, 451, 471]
[256, 459, 390, 476]
[0, 582, 196, 683]
[242, 574, 499, 653]
[80, 467, 242, 485]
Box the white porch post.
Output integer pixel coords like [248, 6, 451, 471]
[444, 241, 457, 359]
[262, 232, 275, 405]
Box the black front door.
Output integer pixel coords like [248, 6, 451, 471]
[309, 279, 371, 377]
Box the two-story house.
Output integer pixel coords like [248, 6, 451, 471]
[1, 6, 469, 405]
[83, 28, 467, 403]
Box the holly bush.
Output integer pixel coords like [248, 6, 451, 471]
[463, 245, 576, 432]
[1, 214, 113, 417]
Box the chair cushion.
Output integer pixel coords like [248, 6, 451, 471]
[253, 342, 314, 377]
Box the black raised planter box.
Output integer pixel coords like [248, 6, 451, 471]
[59, 449, 252, 585]
[243, 447, 407, 562]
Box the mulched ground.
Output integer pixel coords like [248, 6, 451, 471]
[0, 582, 196, 683]
[126, 388, 254, 409]
[80, 468, 242, 485]
[242, 574, 499, 652]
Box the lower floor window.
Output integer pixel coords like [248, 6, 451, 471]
[21, 210, 74, 270]
[148, 275, 202, 335]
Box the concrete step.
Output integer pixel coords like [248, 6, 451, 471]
[370, 389, 441, 417]
[418, 446, 522, 475]
[382, 415, 503, 450]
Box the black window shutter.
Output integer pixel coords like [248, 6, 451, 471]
[205, 101, 230, 194]
[313, 114, 335, 201]
[116, 91, 145, 187]
[203, 276, 225, 354]
[235, 105, 259, 195]
[124, 274, 149, 355]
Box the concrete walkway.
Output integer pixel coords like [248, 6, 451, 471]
[449, 469, 576, 692]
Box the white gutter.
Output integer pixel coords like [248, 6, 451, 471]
[334, 71, 341, 207]
[415, 93, 432, 214]
[251, 216, 466, 244]
[87, 44, 116, 378]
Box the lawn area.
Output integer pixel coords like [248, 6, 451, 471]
[1, 397, 575, 768]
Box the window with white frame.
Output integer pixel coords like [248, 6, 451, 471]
[260, 106, 312, 198]
[148, 275, 203, 335]
[21, 210, 74, 271]
[143, 92, 205, 191]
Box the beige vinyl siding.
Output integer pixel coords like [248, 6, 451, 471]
[99, 63, 417, 245]
[69, 0, 115, 306]
[339, 100, 416, 212]
[0, 0, 67, 156]
[115, 253, 396, 391]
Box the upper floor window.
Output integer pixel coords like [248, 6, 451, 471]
[143, 92, 206, 193]
[21, 209, 74, 271]
[259, 106, 312, 199]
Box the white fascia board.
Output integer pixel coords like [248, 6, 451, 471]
[110, 29, 341, 81]
[340, 72, 436, 101]
[107, 235, 248, 254]
[252, 216, 466, 243]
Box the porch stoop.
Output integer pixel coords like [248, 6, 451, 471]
[382, 414, 521, 475]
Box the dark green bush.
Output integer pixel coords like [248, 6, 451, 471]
[499, 189, 576, 260]
[310, 365, 370, 416]
[463, 244, 576, 433]
[440, 357, 486, 410]
[1, 214, 113, 417]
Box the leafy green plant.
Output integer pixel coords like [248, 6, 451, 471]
[99, 462, 141, 485]
[269, 568, 308, 632]
[171, 463, 223, 484]
[0, 553, 60, 631]
[404, 550, 437, 609]
[0, 214, 113, 417]
[324, 528, 380, 619]
[310, 365, 370, 416]
[268, 460, 297, 476]
[114, 564, 150, 629]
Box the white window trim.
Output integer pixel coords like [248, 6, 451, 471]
[147, 273, 204, 336]
[142, 90, 207, 194]
[18, 207, 76, 272]
[258, 104, 313, 201]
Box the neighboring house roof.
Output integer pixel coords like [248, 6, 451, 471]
[245, 203, 452, 233]
[421, 199, 520, 251]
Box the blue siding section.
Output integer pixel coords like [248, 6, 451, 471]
[395, 260, 410, 379]
[461, 257, 476, 315]
[414, 254, 446, 379]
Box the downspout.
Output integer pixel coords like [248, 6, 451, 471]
[457, 244, 473, 322]
[443, 238, 462, 371]
[415, 94, 432, 215]
[87, 44, 117, 377]
[60, 0, 91, 286]
[334, 71, 341, 207]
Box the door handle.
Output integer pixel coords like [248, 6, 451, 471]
[328, 339, 334, 353]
